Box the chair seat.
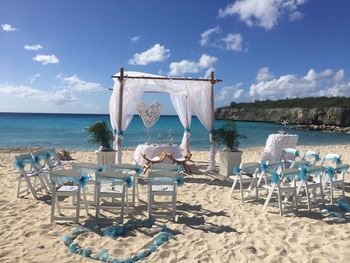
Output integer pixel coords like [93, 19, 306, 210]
[151, 185, 174, 192]
[57, 185, 78, 192]
[101, 186, 124, 194]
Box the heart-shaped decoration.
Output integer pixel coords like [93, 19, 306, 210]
[60, 221, 173, 262]
[136, 101, 162, 129]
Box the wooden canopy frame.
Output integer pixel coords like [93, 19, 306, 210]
[110, 67, 223, 164]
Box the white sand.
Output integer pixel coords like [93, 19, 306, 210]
[1, 145, 350, 262]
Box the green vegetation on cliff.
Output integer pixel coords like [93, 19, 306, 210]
[228, 96, 350, 109]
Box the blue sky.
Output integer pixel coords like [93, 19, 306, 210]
[1, 0, 350, 114]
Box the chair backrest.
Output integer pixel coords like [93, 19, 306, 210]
[302, 150, 320, 165]
[240, 162, 260, 174]
[14, 154, 36, 173]
[281, 148, 299, 169]
[110, 163, 143, 175]
[95, 171, 128, 185]
[265, 161, 283, 173]
[72, 162, 99, 170]
[150, 163, 178, 172]
[148, 171, 179, 186]
[49, 169, 82, 186]
[281, 168, 300, 181]
[321, 153, 341, 167]
[307, 166, 325, 178]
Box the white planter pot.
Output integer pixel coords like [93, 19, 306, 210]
[95, 150, 116, 171]
[219, 150, 243, 177]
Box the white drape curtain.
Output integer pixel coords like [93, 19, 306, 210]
[170, 94, 192, 154]
[109, 71, 216, 170]
[109, 78, 148, 163]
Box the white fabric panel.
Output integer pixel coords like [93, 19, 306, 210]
[170, 94, 192, 154]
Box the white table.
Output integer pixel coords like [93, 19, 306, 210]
[261, 134, 298, 162]
[133, 143, 182, 166]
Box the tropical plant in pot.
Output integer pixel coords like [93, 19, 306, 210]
[85, 121, 113, 151]
[212, 121, 246, 176]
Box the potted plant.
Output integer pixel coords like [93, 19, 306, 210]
[212, 121, 246, 176]
[85, 121, 113, 151]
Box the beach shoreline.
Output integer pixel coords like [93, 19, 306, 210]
[1, 144, 350, 262]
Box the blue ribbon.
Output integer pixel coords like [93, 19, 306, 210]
[176, 176, 185, 186]
[125, 175, 132, 188]
[97, 165, 105, 172]
[233, 167, 241, 175]
[185, 128, 191, 133]
[336, 164, 350, 174]
[336, 199, 350, 212]
[77, 173, 90, 188]
[271, 171, 280, 184]
[46, 151, 55, 159]
[333, 157, 341, 164]
[325, 166, 334, 178]
[135, 167, 143, 176]
[113, 129, 124, 136]
[260, 162, 267, 172]
[299, 166, 308, 181]
[14, 159, 33, 169]
[313, 153, 321, 161]
[34, 154, 47, 164]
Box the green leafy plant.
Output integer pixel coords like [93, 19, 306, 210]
[212, 121, 246, 151]
[85, 121, 113, 149]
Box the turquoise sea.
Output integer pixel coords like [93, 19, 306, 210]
[0, 113, 349, 150]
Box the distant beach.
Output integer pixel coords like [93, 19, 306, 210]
[1, 113, 350, 150]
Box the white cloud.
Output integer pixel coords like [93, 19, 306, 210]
[131, 35, 141, 43]
[249, 67, 350, 100]
[199, 26, 221, 46]
[218, 0, 307, 30]
[203, 67, 215, 78]
[199, 27, 244, 52]
[221, 33, 243, 51]
[63, 75, 103, 92]
[24, 44, 43, 51]
[289, 11, 304, 22]
[256, 67, 274, 82]
[169, 54, 217, 76]
[128, 44, 170, 65]
[1, 24, 17, 32]
[30, 73, 41, 84]
[216, 83, 245, 104]
[33, 54, 59, 65]
[0, 84, 75, 105]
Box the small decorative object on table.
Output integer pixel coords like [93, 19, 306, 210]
[168, 129, 173, 146]
[278, 120, 289, 134]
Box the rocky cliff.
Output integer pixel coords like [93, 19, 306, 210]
[215, 106, 350, 130]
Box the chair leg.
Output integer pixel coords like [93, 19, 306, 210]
[263, 185, 275, 212]
[76, 187, 81, 223]
[239, 178, 244, 203]
[51, 187, 56, 223]
[172, 188, 177, 221]
[277, 190, 283, 216]
[229, 176, 238, 197]
[330, 181, 334, 205]
[82, 188, 89, 215]
[148, 184, 152, 219]
[293, 187, 298, 214]
[17, 178, 22, 198]
[95, 183, 101, 219]
[132, 174, 136, 206]
[305, 185, 311, 211]
[120, 187, 125, 224]
[24, 175, 38, 199]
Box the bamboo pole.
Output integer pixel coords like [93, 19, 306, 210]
[208, 71, 216, 170]
[112, 75, 222, 83]
[117, 67, 124, 164]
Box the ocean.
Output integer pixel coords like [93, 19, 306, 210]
[0, 112, 349, 150]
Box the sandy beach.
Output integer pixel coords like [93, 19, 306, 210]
[1, 145, 350, 263]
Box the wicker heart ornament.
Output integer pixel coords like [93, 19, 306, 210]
[136, 101, 163, 129]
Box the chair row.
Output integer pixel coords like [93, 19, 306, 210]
[49, 162, 183, 224]
[229, 155, 349, 216]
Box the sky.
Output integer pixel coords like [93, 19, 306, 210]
[1, 0, 350, 114]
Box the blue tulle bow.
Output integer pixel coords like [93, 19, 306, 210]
[79, 248, 92, 258]
[95, 249, 109, 262]
[299, 166, 308, 181]
[176, 176, 185, 186]
[14, 159, 25, 169]
[336, 199, 350, 212]
[326, 166, 334, 178]
[233, 167, 241, 175]
[34, 154, 47, 164]
[271, 171, 280, 184]
[77, 173, 90, 188]
[336, 164, 350, 174]
[260, 162, 267, 172]
[125, 175, 132, 188]
[114, 129, 124, 136]
[102, 225, 124, 238]
[185, 128, 191, 133]
[314, 153, 321, 161]
[135, 167, 143, 176]
[46, 151, 55, 159]
[69, 243, 78, 253]
[333, 157, 341, 164]
[97, 165, 105, 172]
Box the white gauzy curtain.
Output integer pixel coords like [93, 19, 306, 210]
[109, 78, 147, 163]
[170, 94, 192, 154]
[187, 81, 216, 171]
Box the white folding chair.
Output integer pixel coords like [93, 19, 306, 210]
[301, 150, 321, 166]
[30, 150, 54, 191]
[229, 162, 259, 202]
[296, 166, 325, 210]
[150, 163, 179, 172]
[110, 163, 143, 206]
[95, 171, 129, 223]
[148, 170, 180, 221]
[281, 148, 300, 169]
[46, 148, 65, 169]
[263, 168, 299, 216]
[49, 169, 89, 223]
[15, 154, 49, 199]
